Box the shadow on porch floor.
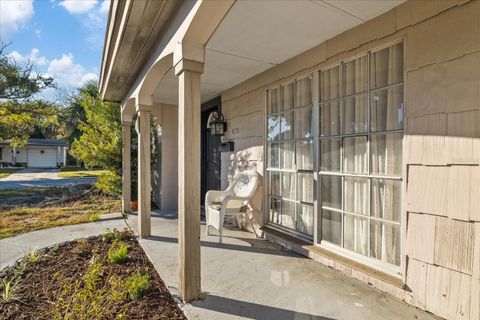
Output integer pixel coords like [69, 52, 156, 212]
[126, 210, 439, 320]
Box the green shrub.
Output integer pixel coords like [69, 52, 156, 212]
[95, 171, 121, 196]
[125, 271, 149, 300]
[107, 241, 128, 264]
[103, 228, 133, 243]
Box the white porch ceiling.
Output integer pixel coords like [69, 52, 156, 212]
[152, 0, 404, 105]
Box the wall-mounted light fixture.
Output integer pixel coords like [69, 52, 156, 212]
[207, 111, 227, 136]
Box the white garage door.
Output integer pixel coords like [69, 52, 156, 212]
[27, 148, 58, 168]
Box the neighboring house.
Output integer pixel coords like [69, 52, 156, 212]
[100, 0, 479, 318]
[0, 139, 66, 168]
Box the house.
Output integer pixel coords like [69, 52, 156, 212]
[0, 139, 66, 168]
[99, 1, 480, 319]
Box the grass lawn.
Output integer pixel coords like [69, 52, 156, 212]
[58, 166, 108, 178]
[0, 168, 21, 179]
[0, 185, 121, 239]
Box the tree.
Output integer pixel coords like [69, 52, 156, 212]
[69, 81, 122, 195]
[0, 43, 54, 100]
[0, 100, 61, 147]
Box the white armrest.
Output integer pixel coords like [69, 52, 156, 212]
[206, 190, 230, 204]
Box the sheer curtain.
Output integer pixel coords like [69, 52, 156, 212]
[370, 43, 403, 266]
[320, 67, 342, 244]
[343, 55, 368, 256]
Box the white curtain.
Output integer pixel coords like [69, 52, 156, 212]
[343, 56, 369, 256]
[370, 43, 403, 266]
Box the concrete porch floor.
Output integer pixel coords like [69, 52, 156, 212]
[127, 211, 438, 320]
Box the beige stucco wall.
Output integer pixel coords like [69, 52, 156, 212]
[220, 1, 480, 319]
[151, 104, 179, 210]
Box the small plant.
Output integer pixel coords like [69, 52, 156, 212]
[28, 249, 38, 263]
[73, 239, 90, 257]
[107, 241, 128, 264]
[125, 270, 150, 300]
[103, 228, 133, 243]
[51, 243, 60, 254]
[1, 279, 20, 303]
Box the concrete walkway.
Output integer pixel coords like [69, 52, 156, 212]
[127, 211, 439, 320]
[0, 168, 97, 189]
[0, 213, 126, 270]
[0, 210, 438, 319]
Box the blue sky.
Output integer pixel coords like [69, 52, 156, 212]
[0, 0, 109, 101]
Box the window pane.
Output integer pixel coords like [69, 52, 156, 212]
[296, 76, 312, 107]
[267, 143, 279, 169]
[281, 82, 294, 110]
[282, 172, 296, 200]
[296, 140, 313, 170]
[371, 86, 404, 132]
[344, 177, 368, 215]
[269, 196, 281, 224]
[281, 200, 296, 230]
[322, 209, 342, 245]
[320, 66, 341, 101]
[343, 94, 368, 134]
[269, 171, 281, 196]
[321, 175, 341, 209]
[320, 138, 340, 172]
[295, 107, 313, 139]
[344, 214, 368, 256]
[297, 204, 314, 236]
[371, 133, 403, 176]
[371, 179, 402, 222]
[343, 136, 367, 174]
[280, 142, 294, 170]
[344, 55, 368, 96]
[370, 42, 403, 89]
[281, 111, 294, 140]
[298, 173, 313, 203]
[370, 220, 401, 266]
[268, 87, 280, 114]
[267, 115, 281, 141]
[320, 100, 340, 136]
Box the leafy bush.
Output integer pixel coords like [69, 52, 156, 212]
[125, 271, 150, 300]
[107, 241, 128, 264]
[95, 171, 122, 196]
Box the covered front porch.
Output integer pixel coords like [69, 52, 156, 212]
[126, 210, 436, 320]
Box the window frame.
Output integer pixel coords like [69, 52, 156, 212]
[264, 40, 405, 277]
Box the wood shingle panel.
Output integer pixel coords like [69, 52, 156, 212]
[406, 212, 436, 263]
[434, 216, 474, 274]
[426, 264, 472, 320]
[406, 165, 447, 216]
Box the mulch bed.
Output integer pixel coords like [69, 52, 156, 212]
[0, 233, 186, 320]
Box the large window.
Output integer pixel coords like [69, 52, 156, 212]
[267, 42, 404, 268]
[267, 76, 314, 237]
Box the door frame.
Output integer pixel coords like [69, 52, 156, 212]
[201, 96, 222, 206]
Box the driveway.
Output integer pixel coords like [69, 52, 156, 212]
[0, 168, 97, 189]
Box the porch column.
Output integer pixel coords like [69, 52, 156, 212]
[137, 106, 151, 238]
[175, 58, 204, 302]
[122, 120, 132, 214]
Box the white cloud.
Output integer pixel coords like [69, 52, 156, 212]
[34, 28, 42, 39]
[8, 48, 49, 66]
[0, 0, 34, 40]
[59, 0, 97, 14]
[99, 0, 109, 14]
[47, 53, 97, 88]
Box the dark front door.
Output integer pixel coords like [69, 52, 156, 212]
[201, 97, 222, 206]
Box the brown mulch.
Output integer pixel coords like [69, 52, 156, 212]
[0, 235, 186, 320]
